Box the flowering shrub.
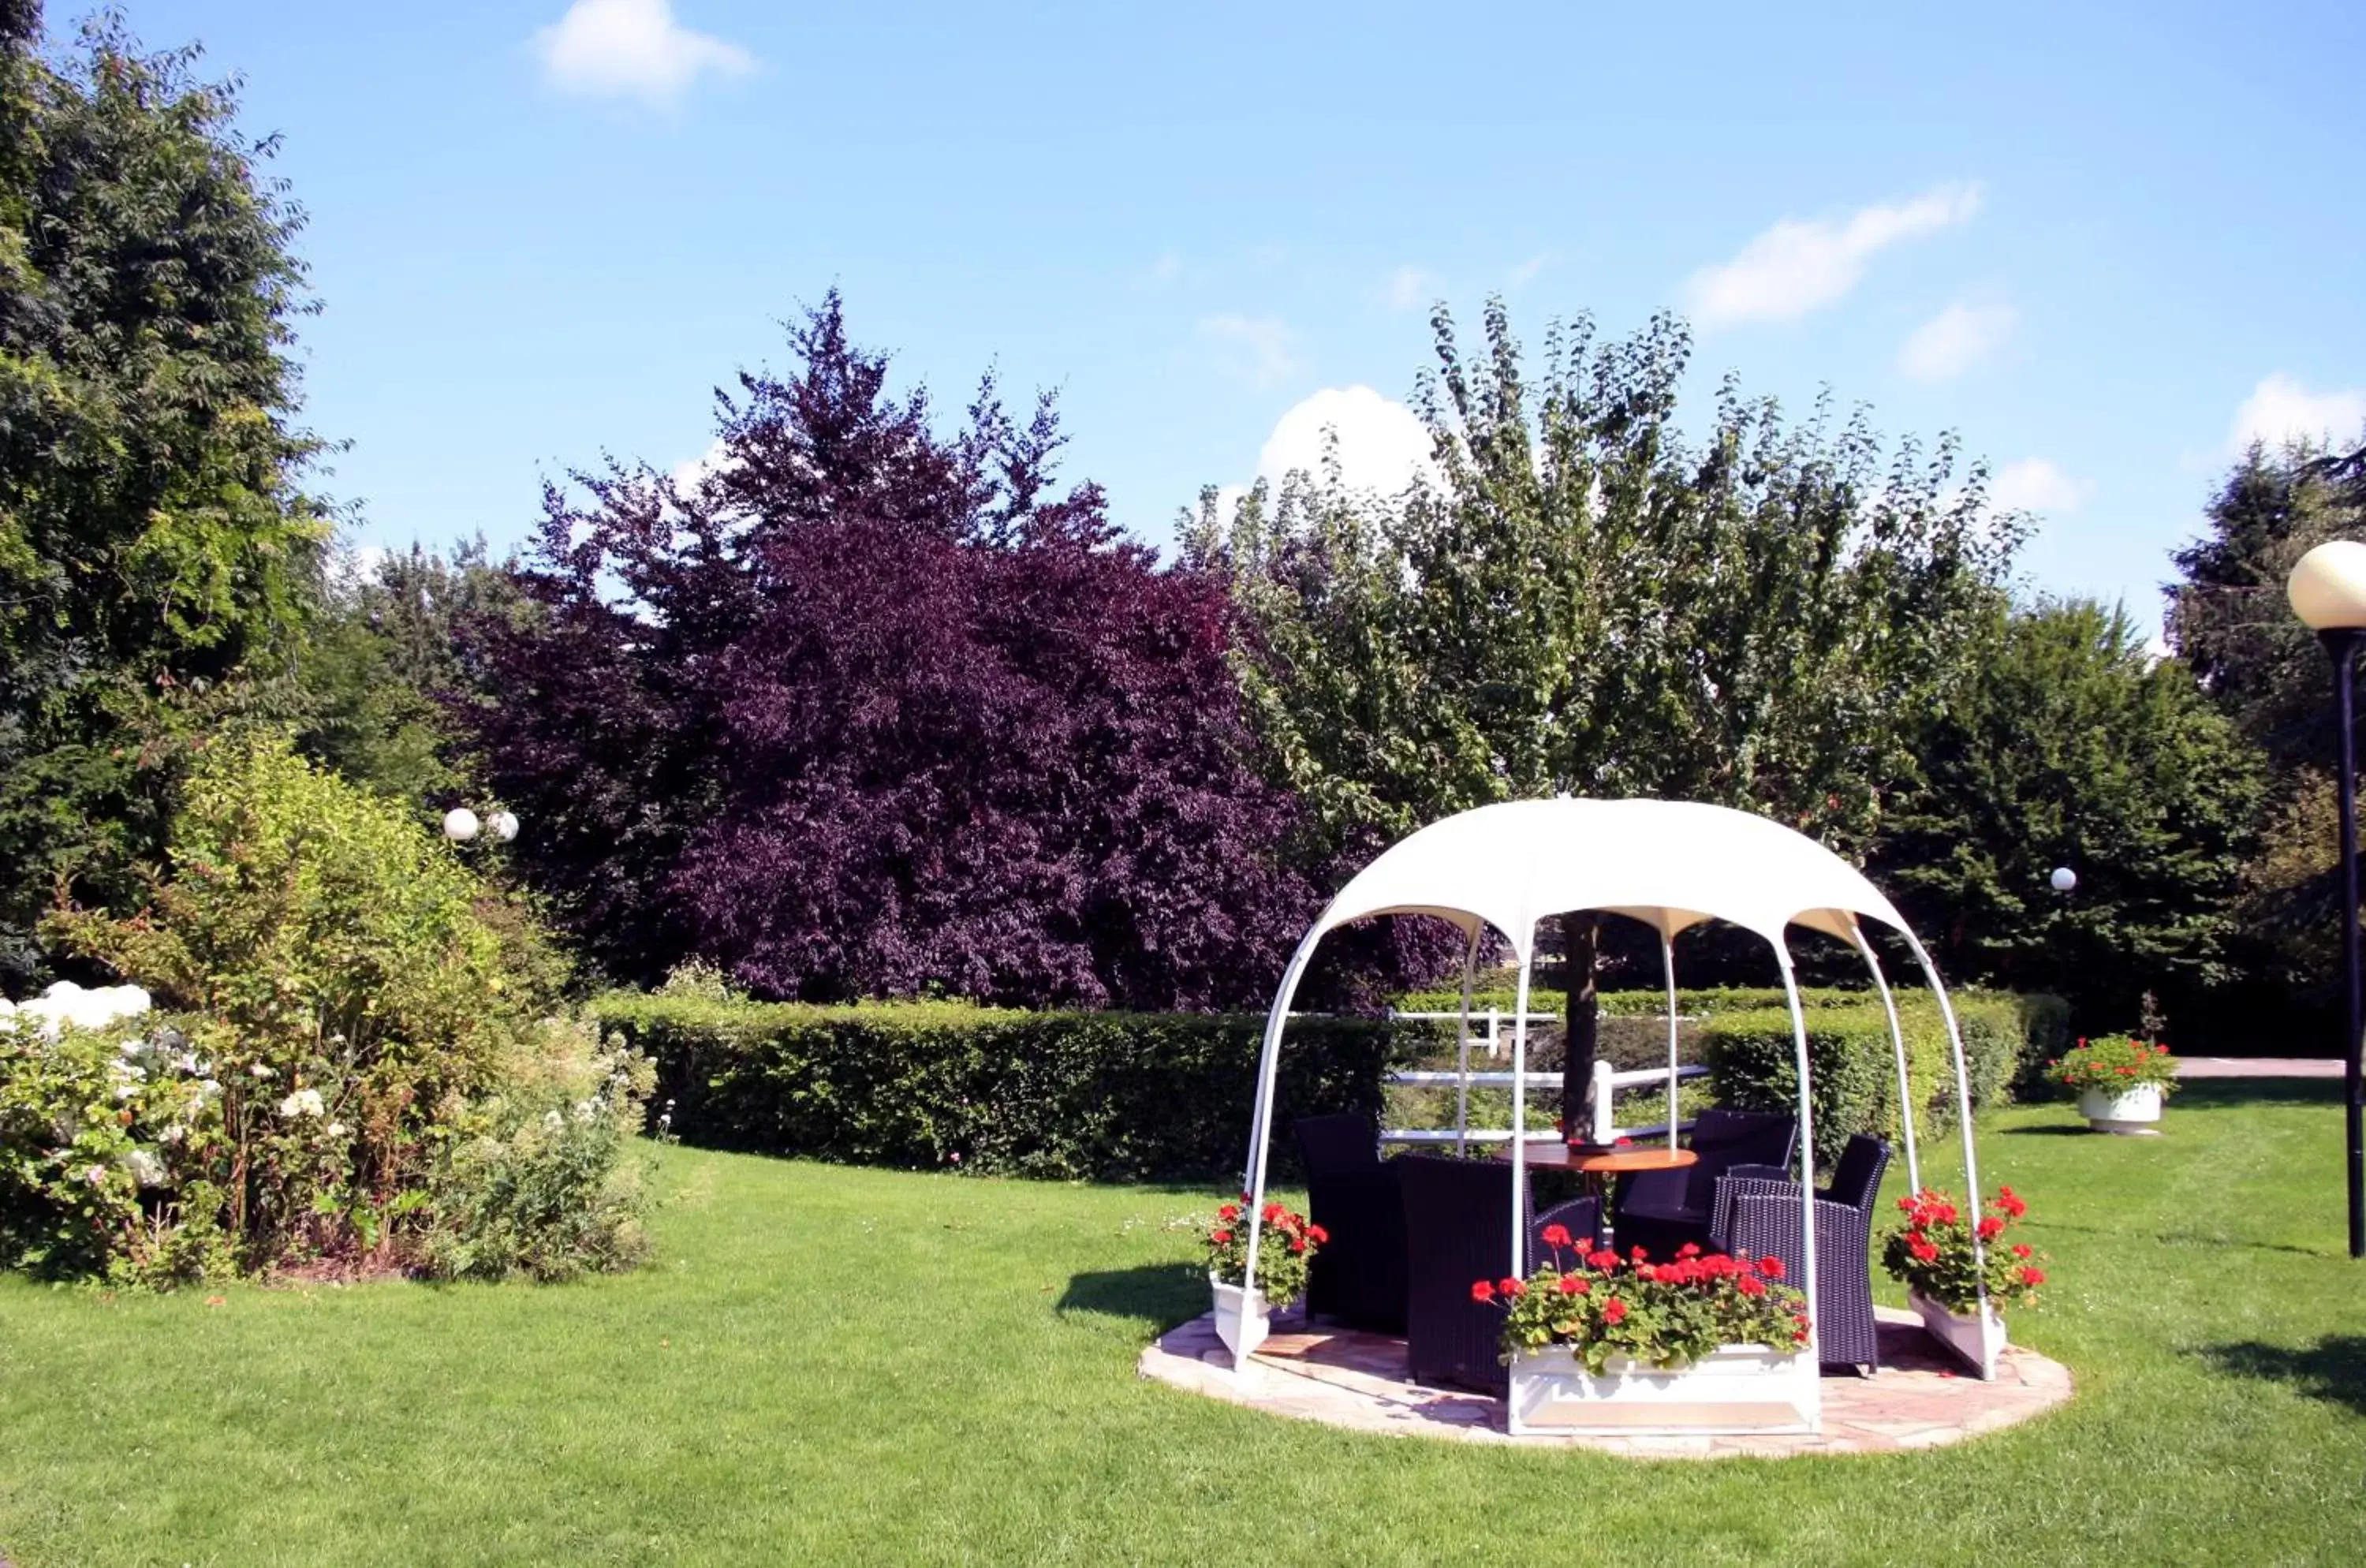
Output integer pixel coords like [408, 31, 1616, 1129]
[2048, 1035, 2179, 1097]
[1483, 1228, 1812, 1375]
[12, 737, 650, 1286]
[1879, 1185, 2049, 1314]
[1203, 1197, 1324, 1307]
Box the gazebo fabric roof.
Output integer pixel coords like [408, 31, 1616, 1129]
[1307, 797, 1907, 954]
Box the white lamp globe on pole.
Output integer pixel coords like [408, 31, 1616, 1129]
[2286, 538, 2366, 1260]
[442, 808, 481, 843]
[2049, 866, 2077, 894]
[489, 810, 520, 843]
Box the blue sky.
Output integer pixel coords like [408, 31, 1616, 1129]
[114, 0, 2366, 633]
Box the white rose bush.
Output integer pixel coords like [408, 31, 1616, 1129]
[5, 737, 652, 1286]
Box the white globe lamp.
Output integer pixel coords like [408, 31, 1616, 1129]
[2288, 540, 2366, 631]
[490, 810, 520, 843]
[442, 808, 481, 843]
[2049, 867, 2077, 894]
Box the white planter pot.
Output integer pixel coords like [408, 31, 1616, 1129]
[1910, 1287, 2006, 1380]
[2079, 1081, 2164, 1135]
[1208, 1277, 1271, 1367]
[1506, 1343, 1816, 1435]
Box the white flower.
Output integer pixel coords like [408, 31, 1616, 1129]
[572, 1098, 599, 1125]
[277, 1088, 325, 1120]
[325, 1122, 347, 1139]
[543, 1109, 565, 1131]
[249, 1062, 274, 1079]
[160, 1125, 187, 1145]
[123, 1148, 169, 1188]
[120, 1039, 144, 1058]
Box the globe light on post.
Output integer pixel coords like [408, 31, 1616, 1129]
[2286, 539, 2366, 1260]
[442, 808, 481, 843]
[2049, 866, 2077, 894]
[489, 810, 520, 844]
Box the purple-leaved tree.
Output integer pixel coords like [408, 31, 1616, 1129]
[459, 293, 1318, 1009]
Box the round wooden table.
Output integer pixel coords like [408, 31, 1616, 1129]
[1498, 1142, 1696, 1248]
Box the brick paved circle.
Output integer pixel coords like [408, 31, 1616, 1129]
[1140, 1305, 2073, 1458]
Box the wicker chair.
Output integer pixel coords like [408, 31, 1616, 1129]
[1291, 1114, 1407, 1333]
[1611, 1107, 1798, 1258]
[1711, 1133, 1893, 1374]
[1395, 1156, 1598, 1394]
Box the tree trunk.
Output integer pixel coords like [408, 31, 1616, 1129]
[1559, 910, 1599, 1138]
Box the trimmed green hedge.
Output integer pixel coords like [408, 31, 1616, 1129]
[589, 994, 1406, 1183]
[1698, 991, 2069, 1167]
[1392, 984, 1915, 1018]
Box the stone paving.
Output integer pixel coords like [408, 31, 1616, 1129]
[1140, 1306, 2073, 1458]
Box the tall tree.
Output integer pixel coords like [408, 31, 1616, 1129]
[1186, 300, 2020, 1126]
[1872, 599, 2261, 1029]
[461, 293, 1315, 1007]
[0, 8, 327, 986]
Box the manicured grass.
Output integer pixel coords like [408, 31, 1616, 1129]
[4, 1082, 2364, 1565]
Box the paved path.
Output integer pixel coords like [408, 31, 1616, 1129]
[2175, 1058, 2344, 1078]
[1140, 1306, 2072, 1459]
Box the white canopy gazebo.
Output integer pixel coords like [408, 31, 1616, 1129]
[1237, 797, 1991, 1427]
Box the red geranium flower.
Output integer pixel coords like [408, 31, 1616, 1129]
[1540, 1223, 1573, 1249]
[1587, 1249, 1621, 1270]
[1603, 1297, 1628, 1325]
[2018, 1266, 2047, 1286]
[1470, 1279, 1495, 1304]
[1308, 1224, 1329, 1245]
[1261, 1201, 1285, 1223]
[1499, 1277, 1527, 1297]
[1557, 1273, 1588, 1296]
[2012, 1243, 2032, 1260]
[1758, 1256, 1785, 1279]
[1677, 1242, 1702, 1259]
[1217, 1203, 1239, 1221]
[1737, 1275, 1767, 1297]
[1977, 1215, 2006, 1241]
[1211, 1229, 1233, 1245]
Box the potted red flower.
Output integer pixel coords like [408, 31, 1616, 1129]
[1880, 1185, 2048, 1378]
[1484, 1227, 1816, 1435]
[1202, 1197, 1324, 1366]
[2050, 1034, 2178, 1133]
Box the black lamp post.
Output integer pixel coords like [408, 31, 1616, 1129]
[2287, 540, 2366, 1260]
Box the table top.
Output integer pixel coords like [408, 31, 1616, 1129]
[1497, 1141, 1698, 1174]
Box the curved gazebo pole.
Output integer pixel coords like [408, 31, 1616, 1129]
[1897, 927, 1992, 1319]
[1846, 922, 1922, 1193]
[1773, 947, 1824, 1404]
[1508, 932, 1536, 1283]
[1660, 931, 1681, 1149]
[1455, 925, 1483, 1157]
[1238, 928, 1326, 1298]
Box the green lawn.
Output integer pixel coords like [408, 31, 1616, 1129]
[4, 1082, 2364, 1566]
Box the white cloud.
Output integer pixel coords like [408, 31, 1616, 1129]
[1898, 301, 2015, 381]
[1685, 182, 1983, 327]
[1506, 253, 1549, 287]
[1197, 314, 1304, 388]
[1383, 265, 1440, 312]
[532, 0, 756, 105]
[670, 439, 731, 492]
[2229, 373, 2366, 452]
[1990, 458, 2088, 513]
[1255, 386, 1441, 497]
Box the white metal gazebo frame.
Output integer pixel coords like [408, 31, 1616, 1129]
[1237, 798, 1991, 1429]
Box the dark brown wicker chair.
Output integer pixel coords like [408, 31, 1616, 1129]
[1711, 1133, 1892, 1374]
[1292, 1114, 1407, 1333]
[1395, 1155, 1598, 1394]
[1611, 1107, 1798, 1257]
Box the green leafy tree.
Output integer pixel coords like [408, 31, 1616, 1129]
[1872, 599, 2262, 1032]
[1185, 300, 2019, 1124]
[2165, 437, 2366, 1032]
[0, 6, 328, 985]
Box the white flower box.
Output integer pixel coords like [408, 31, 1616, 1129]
[1208, 1277, 1271, 1367]
[1910, 1287, 2006, 1379]
[1506, 1343, 1816, 1435]
[2078, 1082, 2164, 1135]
